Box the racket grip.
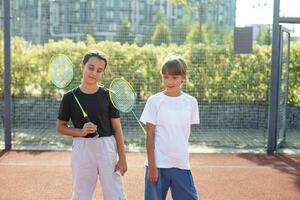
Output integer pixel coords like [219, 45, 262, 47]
[83, 116, 91, 123]
[83, 116, 99, 137]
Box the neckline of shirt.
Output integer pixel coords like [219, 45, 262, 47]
[161, 91, 184, 99]
[77, 87, 101, 95]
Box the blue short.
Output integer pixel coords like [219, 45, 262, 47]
[144, 167, 198, 200]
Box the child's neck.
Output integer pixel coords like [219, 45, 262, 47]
[79, 84, 99, 94]
[163, 90, 182, 97]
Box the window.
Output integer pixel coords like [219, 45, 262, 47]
[106, 11, 114, 19]
[106, 1, 114, 8]
[50, 2, 59, 26]
[80, 2, 88, 22]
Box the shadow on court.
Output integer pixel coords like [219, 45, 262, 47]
[0, 150, 8, 158]
[0, 150, 300, 200]
[238, 154, 300, 190]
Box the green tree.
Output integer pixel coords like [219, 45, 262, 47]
[142, 26, 152, 44]
[202, 23, 232, 45]
[170, 0, 216, 43]
[170, 0, 203, 42]
[114, 17, 134, 44]
[0, 29, 3, 39]
[257, 26, 271, 45]
[171, 15, 191, 45]
[152, 22, 171, 45]
[216, 26, 233, 45]
[152, 9, 168, 26]
[187, 22, 202, 43]
[202, 22, 217, 44]
[169, 0, 191, 8]
[142, 9, 168, 45]
[85, 34, 96, 46]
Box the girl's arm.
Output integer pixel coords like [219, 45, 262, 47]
[146, 122, 158, 182]
[56, 119, 96, 137]
[111, 118, 127, 175]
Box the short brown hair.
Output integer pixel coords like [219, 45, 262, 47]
[161, 55, 187, 78]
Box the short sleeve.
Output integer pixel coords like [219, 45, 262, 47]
[108, 92, 120, 118]
[140, 97, 157, 125]
[191, 98, 200, 124]
[57, 93, 71, 122]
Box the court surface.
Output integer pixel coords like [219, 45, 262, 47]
[0, 150, 300, 200]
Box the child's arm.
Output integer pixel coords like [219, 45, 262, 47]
[56, 119, 97, 137]
[111, 118, 127, 175]
[146, 122, 158, 182]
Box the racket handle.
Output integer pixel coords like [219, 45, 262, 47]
[83, 116, 99, 137]
[84, 116, 91, 123]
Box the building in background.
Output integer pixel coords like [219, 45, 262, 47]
[0, 0, 236, 44]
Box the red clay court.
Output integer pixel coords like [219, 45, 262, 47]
[0, 150, 300, 200]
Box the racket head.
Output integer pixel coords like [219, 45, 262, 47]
[109, 78, 136, 113]
[49, 54, 74, 89]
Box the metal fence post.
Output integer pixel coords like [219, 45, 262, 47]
[267, 0, 281, 154]
[4, 0, 12, 150]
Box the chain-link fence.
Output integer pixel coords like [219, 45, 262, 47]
[0, 0, 299, 151]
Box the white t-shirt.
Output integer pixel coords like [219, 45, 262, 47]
[140, 91, 199, 169]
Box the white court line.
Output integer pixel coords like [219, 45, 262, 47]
[0, 163, 69, 166]
[0, 162, 299, 170]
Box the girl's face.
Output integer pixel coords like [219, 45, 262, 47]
[81, 56, 106, 86]
[162, 72, 185, 96]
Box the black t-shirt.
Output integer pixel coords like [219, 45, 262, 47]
[57, 87, 120, 137]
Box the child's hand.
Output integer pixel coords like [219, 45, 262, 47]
[148, 165, 158, 182]
[115, 157, 128, 176]
[80, 122, 97, 136]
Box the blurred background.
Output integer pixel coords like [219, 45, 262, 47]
[0, 0, 299, 152]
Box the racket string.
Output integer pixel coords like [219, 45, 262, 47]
[110, 80, 135, 112]
[50, 55, 74, 89]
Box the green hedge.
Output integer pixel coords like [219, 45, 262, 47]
[0, 37, 299, 105]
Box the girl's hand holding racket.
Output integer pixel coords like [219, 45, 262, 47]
[80, 122, 97, 137]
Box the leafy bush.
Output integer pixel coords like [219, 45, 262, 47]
[0, 37, 299, 105]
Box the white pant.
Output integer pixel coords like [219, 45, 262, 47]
[71, 136, 126, 200]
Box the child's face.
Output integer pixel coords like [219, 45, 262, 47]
[162, 72, 184, 96]
[82, 56, 106, 85]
